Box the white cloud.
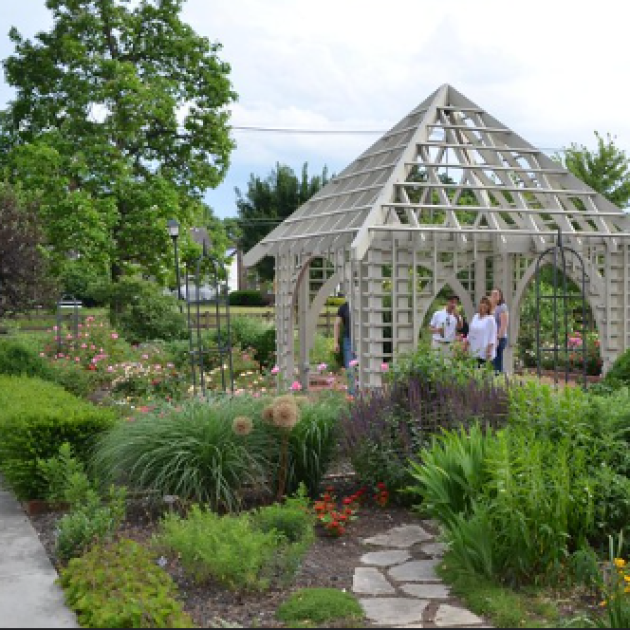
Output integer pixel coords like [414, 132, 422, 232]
[3, 0, 630, 216]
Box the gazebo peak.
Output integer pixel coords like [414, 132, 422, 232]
[244, 84, 628, 267]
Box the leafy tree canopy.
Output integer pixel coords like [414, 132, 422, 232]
[0, 0, 237, 280]
[556, 132, 630, 208]
[236, 163, 329, 282]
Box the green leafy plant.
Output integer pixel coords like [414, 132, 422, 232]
[94, 397, 270, 511]
[253, 485, 314, 544]
[59, 539, 193, 628]
[0, 376, 117, 499]
[37, 443, 91, 507]
[407, 423, 491, 529]
[286, 392, 342, 497]
[277, 588, 364, 627]
[604, 349, 630, 390]
[56, 485, 127, 563]
[158, 506, 281, 591]
[104, 278, 187, 344]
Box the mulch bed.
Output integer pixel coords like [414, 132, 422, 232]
[29, 480, 425, 629]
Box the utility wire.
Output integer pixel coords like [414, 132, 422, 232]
[230, 124, 567, 151]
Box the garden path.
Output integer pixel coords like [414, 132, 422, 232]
[353, 523, 490, 628]
[0, 481, 78, 628]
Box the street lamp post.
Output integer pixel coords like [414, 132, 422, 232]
[167, 219, 183, 308]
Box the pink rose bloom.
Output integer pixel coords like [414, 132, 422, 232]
[167, 363, 174, 369]
[349, 359, 359, 368]
[53, 326, 58, 332]
[271, 366, 280, 375]
[107, 366, 114, 372]
[290, 381, 302, 392]
[318, 363, 328, 372]
[66, 334, 73, 340]
[327, 377, 336, 386]
[142, 354, 149, 360]
[58, 353, 65, 359]
[381, 362, 389, 372]
[81, 344, 87, 349]
[111, 333, 119, 340]
[90, 345, 96, 350]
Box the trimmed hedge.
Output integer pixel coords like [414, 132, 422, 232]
[0, 376, 118, 500]
[229, 290, 266, 307]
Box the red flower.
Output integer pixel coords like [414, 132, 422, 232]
[343, 497, 353, 505]
[377, 482, 387, 490]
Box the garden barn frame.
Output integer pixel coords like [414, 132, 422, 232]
[244, 84, 630, 389]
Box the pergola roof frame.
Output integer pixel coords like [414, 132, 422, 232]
[244, 84, 630, 390]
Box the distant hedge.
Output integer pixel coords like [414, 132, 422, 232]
[0, 376, 118, 500]
[229, 290, 266, 307]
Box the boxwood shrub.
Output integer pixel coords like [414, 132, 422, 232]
[0, 376, 118, 500]
[228, 289, 266, 307]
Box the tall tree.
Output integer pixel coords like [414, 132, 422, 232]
[557, 132, 630, 208]
[0, 0, 237, 280]
[236, 163, 329, 281]
[0, 183, 54, 317]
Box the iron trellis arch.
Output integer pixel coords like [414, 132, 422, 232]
[185, 250, 235, 396]
[534, 229, 588, 387]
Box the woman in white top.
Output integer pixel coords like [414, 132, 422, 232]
[465, 296, 497, 366]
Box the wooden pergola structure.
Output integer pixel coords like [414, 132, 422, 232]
[244, 84, 630, 389]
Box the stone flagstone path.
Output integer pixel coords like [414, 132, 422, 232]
[353, 524, 490, 628]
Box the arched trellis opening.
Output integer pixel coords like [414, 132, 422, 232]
[510, 255, 606, 376]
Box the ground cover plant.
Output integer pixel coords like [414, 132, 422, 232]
[158, 489, 315, 591]
[276, 588, 364, 627]
[59, 539, 193, 628]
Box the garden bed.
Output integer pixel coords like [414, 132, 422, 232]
[29, 486, 425, 629]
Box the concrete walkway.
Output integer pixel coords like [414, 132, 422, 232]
[0, 483, 78, 628]
[353, 523, 490, 628]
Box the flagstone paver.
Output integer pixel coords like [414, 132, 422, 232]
[388, 559, 442, 583]
[355, 521, 490, 628]
[401, 583, 451, 599]
[360, 550, 411, 567]
[360, 598, 430, 626]
[353, 567, 396, 596]
[363, 525, 432, 549]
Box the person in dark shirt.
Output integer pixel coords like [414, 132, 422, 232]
[333, 299, 356, 395]
[333, 301, 352, 368]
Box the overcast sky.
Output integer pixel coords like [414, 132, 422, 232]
[1, 1, 630, 218]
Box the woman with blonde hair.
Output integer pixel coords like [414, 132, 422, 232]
[465, 296, 497, 366]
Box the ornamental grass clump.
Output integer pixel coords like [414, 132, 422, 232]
[94, 397, 269, 512]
